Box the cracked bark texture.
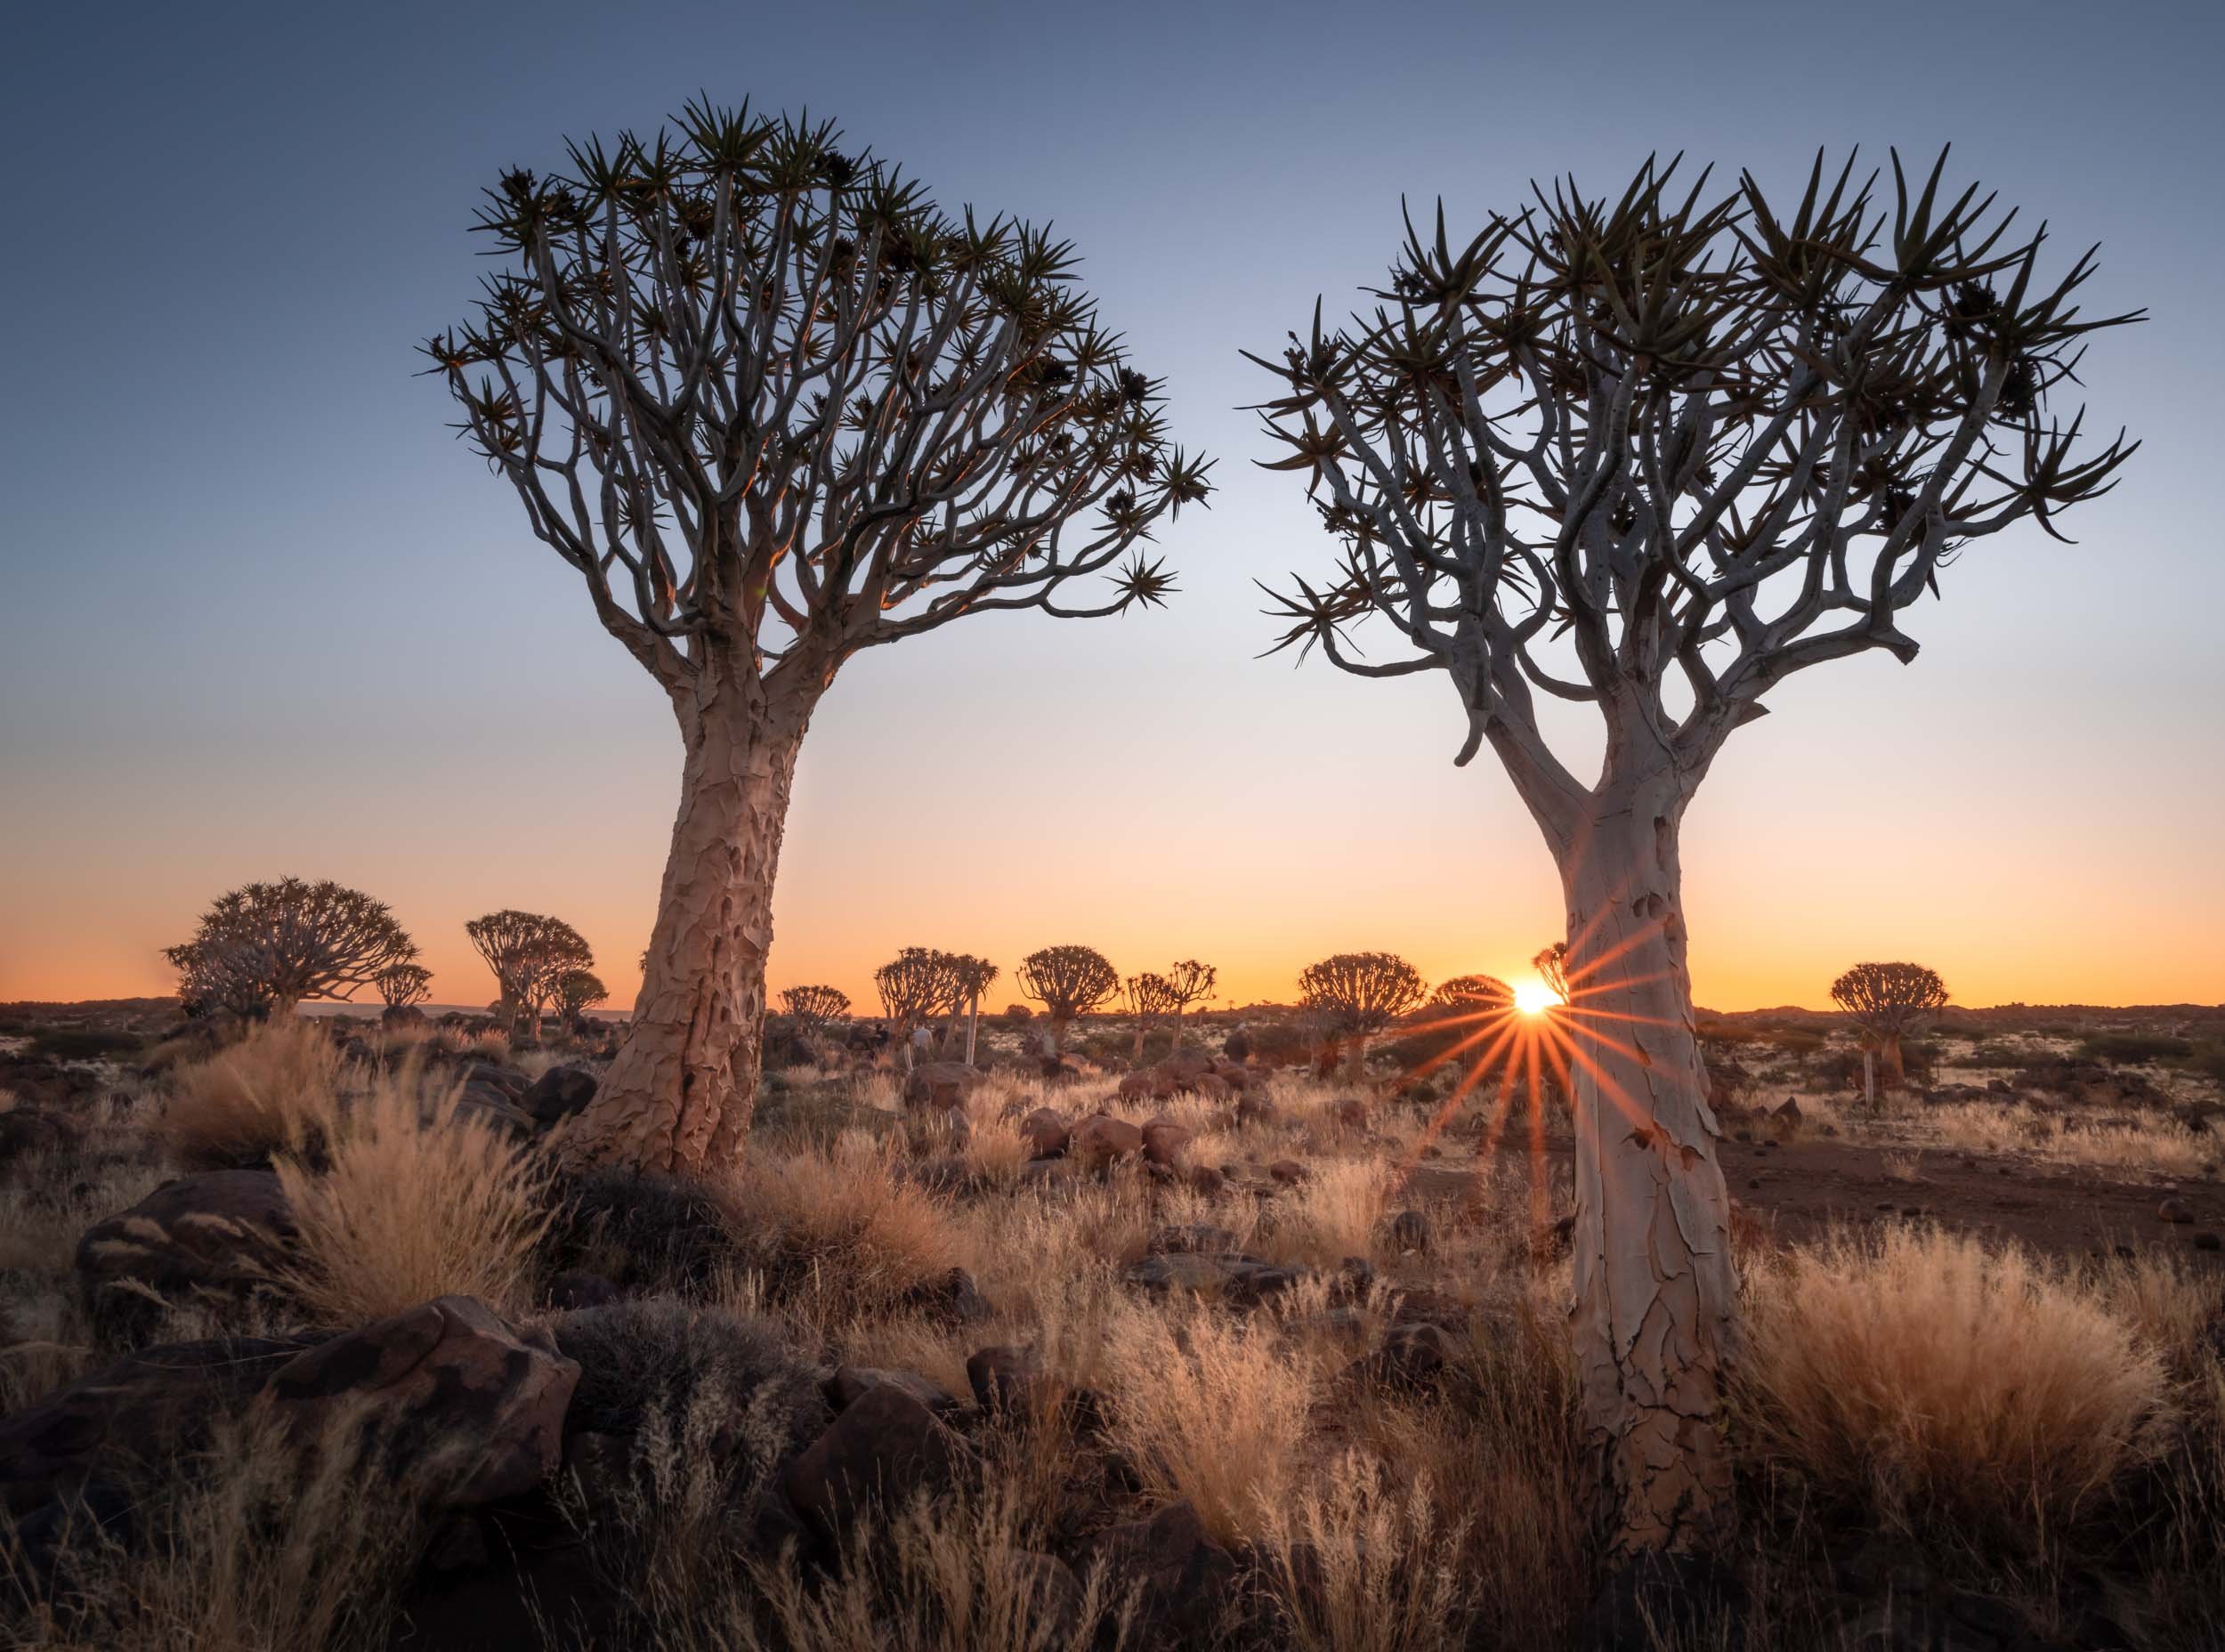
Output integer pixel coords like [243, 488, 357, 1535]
[558, 669, 809, 1175]
[1559, 766, 1736, 1558]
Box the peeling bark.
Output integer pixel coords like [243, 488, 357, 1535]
[1559, 771, 1739, 1558]
[559, 668, 811, 1176]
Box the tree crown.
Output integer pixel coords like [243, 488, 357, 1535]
[1018, 945, 1121, 1021]
[1126, 971, 1179, 1018]
[876, 946, 956, 1024]
[554, 968, 611, 1016]
[376, 961, 435, 1009]
[166, 878, 417, 1013]
[1162, 959, 1218, 1009]
[427, 101, 1212, 709]
[1252, 151, 2137, 830]
[781, 984, 852, 1027]
[1829, 960, 1949, 1034]
[1299, 952, 1428, 1032]
[465, 911, 595, 1009]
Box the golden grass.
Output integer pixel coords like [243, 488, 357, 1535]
[1095, 1296, 1317, 1545]
[271, 1067, 552, 1325]
[1917, 1100, 2212, 1178]
[1256, 1157, 1393, 1267]
[1737, 1225, 2175, 1557]
[161, 1018, 345, 1169]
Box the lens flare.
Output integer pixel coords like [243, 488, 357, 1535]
[1512, 979, 1562, 1015]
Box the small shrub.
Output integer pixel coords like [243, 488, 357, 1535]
[2081, 1032, 2194, 1065]
[1737, 1226, 2174, 1560]
[271, 1069, 551, 1324]
[730, 1135, 968, 1324]
[28, 1028, 146, 1063]
[163, 1018, 345, 1170]
[545, 1167, 739, 1295]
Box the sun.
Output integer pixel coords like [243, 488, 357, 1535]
[1512, 979, 1562, 1016]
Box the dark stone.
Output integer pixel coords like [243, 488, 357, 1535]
[263, 1295, 579, 1509]
[1388, 1209, 1431, 1254]
[1079, 1500, 1241, 1650]
[522, 1065, 599, 1127]
[546, 1270, 619, 1311]
[965, 1343, 1048, 1414]
[74, 1169, 296, 1333]
[829, 1365, 967, 1415]
[781, 1386, 973, 1544]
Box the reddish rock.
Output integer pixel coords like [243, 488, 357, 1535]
[1140, 1118, 1193, 1166]
[1019, 1107, 1071, 1160]
[830, 1365, 967, 1415]
[263, 1295, 579, 1509]
[903, 1062, 983, 1112]
[75, 1170, 296, 1329]
[1080, 1501, 1241, 1649]
[1070, 1113, 1145, 1166]
[1267, 1158, 1307, 1186]
[782, 1386, 974, 1543]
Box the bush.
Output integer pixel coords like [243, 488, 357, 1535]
[29, 1028, 147, 1062]
[544, 1167, 740, 1295]
[1737, 1226, 2173, 1561]
[2081, 1032, 2195, 1065]
[162, 1017, 346, 1169]
[271, 1067, 552, 1325]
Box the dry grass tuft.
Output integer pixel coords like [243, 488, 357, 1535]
[1096, 1297, 1316, 1545]
[1738, 1225, 2175, 1557]
[271, 1066, 552, 1324]
[162, 1018, 346, 1169]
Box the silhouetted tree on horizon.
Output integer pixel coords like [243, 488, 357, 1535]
[427, 101, 1210, 1173]
[1299, 951, 1427, 1075]
[167, 878, 417, 1018]
[1831, 960, 1949, 1098]
[465, 910, 594, 1045]
[1253, 150, 2137, 1553]
[1018, 945, 1120, 1056]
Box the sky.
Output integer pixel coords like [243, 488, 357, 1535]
[3, 0, 2221, 1015]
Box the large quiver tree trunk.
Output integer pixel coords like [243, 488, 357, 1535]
[1559, 765, 1738, 1556]
[560, 671, 810, 1175]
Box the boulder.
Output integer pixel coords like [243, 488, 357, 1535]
[1346, 1321, 1454, 1393]
[1070, 1113, 1145, 1167]
[1117, 1070, 1157, 1103]
[262, 1296, 578, 1509]
[0, 1105, 84, 1173]
[1235, 1092, 1279, 1128]
[782, 1386, 974, 1543]
[903, 1062, 983, 1113]
[2160, 1197, 2195, 1225]
[1, 1333, 321, 1520]
[1388, 1208, 1431, 1254]
[1080, 1501, 1241, 1650]
[1145, 1223, 1242, 1257]
[965, 1343, 1049, 1414]
[1267, 1159, 1307, 1186]
[522, 1064, 599, 1127]
[455, 1081, 537, 1138]
[1140, 1118, 1193, 1167]
[460, 1061, 533, 1100]
[1330, 1097, 1370, 1131]
[830, 1365, 967, 1415]
[1010, 1551, 1088, 1645]
[74, 1169, 296, 1326]
[1018, 1107, 1071, 1160]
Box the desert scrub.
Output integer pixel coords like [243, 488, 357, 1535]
[1736, 1225, 2174, 1560]
[271, 1065, 552, 1324]
[162, 1017, 346, 1169]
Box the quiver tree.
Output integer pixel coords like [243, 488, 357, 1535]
[942, 955, 999, 1065]
[1253, 151, 2135, 1553]
[1430, 973, 1515, 1015]
[1161, 959, 1218, 1049]
[1017, 945, 1120, 1055]
[781, 984, 852, 1042]
[1830, 960, 1948, 1098]
[876, 947, 957, 1068]
[1124, 971, 1179, 1059]
[426, 102, 1210, 1173]
[166, 878, 417, 1018]
[465, 911, 595, 1044]
[1299, 952, 1427, 1075]
[376, 962, 435, 1010]
[1531, 943, 1570, 1004]
[554, 968, 611, 1025]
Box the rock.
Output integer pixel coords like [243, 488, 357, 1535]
[1388, 1209, 1431, 1254]
[1234, 1092, 1278, 1127]
[965, 1344, 1050, 1415]
[1187, 1164, 1226, 1195]
[522, 1065, 598, 1127]
[1140, 1118, 1193, 1167]
[905, 1267, 993, 1325]
[74, 1169, 296, 1329]
[1070, 1113, 1145, 1167]
[1215, 1062, 1251, 1092]
[782, 1386, 973, 1543]
[2160, 1197, 2195, 1225]
[263, 1296, 578, 1508]
[1330, 1097, 1370, 1131]
[1009, 1551, 1088, 1645]
[546, 1270, 619, 1310]
[460, 1061, 533, 1100]
[1117, 1070, 1156, 1103]
[1186, 1072, 1233, 1104]
[1347, 1321, 1453, 1393]
[0, 1105, 84, 1176]
[1267, 1158, 1307, 1186]
[830, 1365, 967, 1415]
[380, 1004, 428, 1031]
[1124, 1253, 1241, 1296]
[1772, 1097, 1802, 1126]
[1, 1333, 322, 1520]
[1018, 1156, 1075, 1188]
[1222, 1027, 1252, 1063]
[1080, 1501, 1241, 1650]
[1145, 1223, 1242, 1256]
[1223, 1259, 1314, 1308]
[1018, 1107, 1070, 1160]
[1329, 1256, 1376, 1306]
[2197, 1231, 2222, 1252]
[455, 1081, 537, 1137]
[903, 1062, 983, 1112]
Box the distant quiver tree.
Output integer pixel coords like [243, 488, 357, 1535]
[1017, 945, 1120, 1056]
[1830, 960, 1949, 1098]
[1299, 952, 1427, 1074]
[166, 878, 417, 1018]
[425, 101, 1210, 1173]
